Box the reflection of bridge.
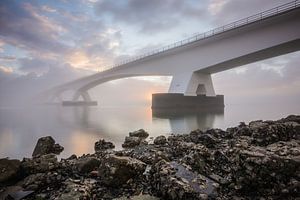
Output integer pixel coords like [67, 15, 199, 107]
[44, 1, 300, 106]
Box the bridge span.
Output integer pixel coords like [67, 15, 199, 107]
[44, 1, 300, 108]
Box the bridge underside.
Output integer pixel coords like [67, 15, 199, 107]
[52, 72, 219, 107]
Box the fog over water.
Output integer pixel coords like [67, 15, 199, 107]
[0, 101, 299, 159]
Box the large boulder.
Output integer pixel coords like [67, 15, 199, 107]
[21, 154, 59, 174]
[55, 179, 95, 200]
[98, 155, 146, 186]
[32, 136, 64, 157]
[122, 136, 145, 148]
[76, 157, 100, 173]
[150, 160, 216, 200]
[129, 129, 149, 138]
[154, 135, 167, 145]
[94, 139, 115, 152]
[0, 158, 21, 184]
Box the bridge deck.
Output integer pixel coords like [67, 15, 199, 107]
[102, 0, 300, 72]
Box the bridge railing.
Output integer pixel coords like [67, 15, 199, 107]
[101, 0, 300, 72]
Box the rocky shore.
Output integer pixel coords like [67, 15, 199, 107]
[0, 115, 299, 200]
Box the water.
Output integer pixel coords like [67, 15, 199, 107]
[0, 103, 299, 159]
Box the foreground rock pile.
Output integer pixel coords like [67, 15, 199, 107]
[0, 115, 299, 199]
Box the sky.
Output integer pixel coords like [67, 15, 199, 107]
[0, 0, 299, 106]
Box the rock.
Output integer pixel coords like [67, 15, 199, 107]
[129, 129, 149, 138]
[280, 115, 300, 124]
[122, 136, 144, 148]
[98, 155, 146, 186]
[154, 135, 167, 145]
[55, 179, 95, 200]
[94, 139, 115, 152]
[113, 194, 160, 200]
[249, 120, 269, 130]
[21, 154, 59, 174]
[20, 173, 47, 190]
[231, 142, 300, 197]
[197, 133, 218, 148]
[0, 186, 34, 200]
[0, 158, 21, 184]
[150, 160, 201, 200]
[76, 157, 100, 173]
[67, 154, 77, 160]
[32, 136, 64, 157]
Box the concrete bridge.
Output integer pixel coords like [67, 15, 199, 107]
[44, 1, 300, 107]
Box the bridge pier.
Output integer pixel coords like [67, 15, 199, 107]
[169, 72, 215, 96]
[152, 93, 224, 113]
[62, 90, 97, 106]
[156, 72, 222, 112]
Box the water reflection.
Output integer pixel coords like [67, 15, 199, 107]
[152, 109, 224, 133]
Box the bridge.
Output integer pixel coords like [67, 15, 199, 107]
[43, 1, 300, 108]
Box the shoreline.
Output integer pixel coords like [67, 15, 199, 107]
[0, 115, 299, 199]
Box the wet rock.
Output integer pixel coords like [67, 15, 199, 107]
[98, 155, 146, 186]
[251, 122, 299, 146]
[231, 141, 300, 197]
[67, 154, 77, 160]
[197, 133, 218, 148]
[20, 173, 47, 190]
[94, 139, 115, 152]
[154, 135, 167, 145]
[21, 154, 59, 174]
[150, 160, 202, 200]
[76, 157, 100, 173]
[0, 158, 21, 185]
[55, 179, 95, 200]
[249, 120, 269, 130]
[129, 129, 149, 138]
[279, 115, 300, 124]
[113, 194, 160, 200]
[0, 186, 33, 200]
[32, 136, 64, 157]
[122, 136, 144, 148]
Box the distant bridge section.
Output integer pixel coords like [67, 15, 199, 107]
[44, 1, 300, 104]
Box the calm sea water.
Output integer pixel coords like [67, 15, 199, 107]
[0, 103, 299, 159]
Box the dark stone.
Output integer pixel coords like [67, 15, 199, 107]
[76, 157, 100, 173]
[21, 154, 59, 174]
[0, 158, 21, 184]
[94, 139, 115, 152]
[197, 133, 218, 148]
[32, 136, 64, 157]
[150, 160, 202, 200]
[98, 155, 146, 186]
[122, 136, 143, 148]
[129, 129, 149, 138]
[154, 135, 167, 145]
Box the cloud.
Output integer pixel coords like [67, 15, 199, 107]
[0, 65, 16, 86]
[0, 0, 70, 56]
[0, 56, 16, 61]
[94, 0, 207, 34]
[209, 0, 291, 25]
[18, 58, 55, 75]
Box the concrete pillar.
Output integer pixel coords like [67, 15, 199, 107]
[72, 90, 92, 102]
[49, 91, 63, 103]
[168, 72, 215, 96]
